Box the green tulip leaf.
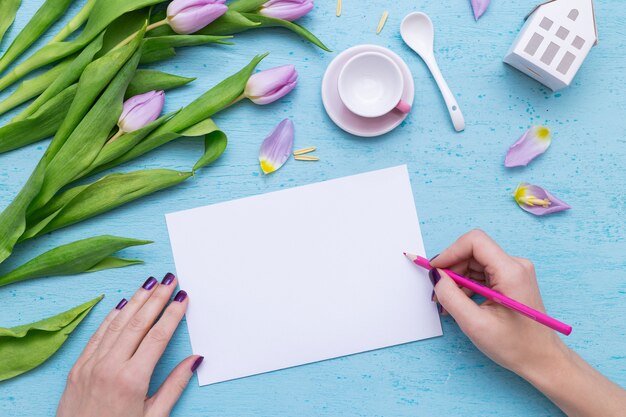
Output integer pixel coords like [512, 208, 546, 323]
[192, 121, 228, 172]
[0, 85, 76, 154]
[197, 10, 330, 52]
[0, 58, 71, 117]
[85, 256, 142, 273]
[228, 0, 267, 13]
[0, 295, 103, 381]
[242, 13, 330, 52]
[20, 182, 88, 240]
[97, 7, 151, 57]
[192, 11, 263, 36]
[13, 32, 105, 122]
[0, 0, 164, 93]
[79, 112, 178, 179]
[0, 0, 77, 74]
[0, 0, 21, 47]
[125, 69, 195, 98]
[0, 161, 48, 264]
[0, 235, 151, 287]
[148, 9, 259, 38]
[24, 170, 192, 239]
[140, 34, 233, 64]
[49, 0, 97, 43]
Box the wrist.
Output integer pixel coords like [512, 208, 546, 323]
[519, 338, 573, 392]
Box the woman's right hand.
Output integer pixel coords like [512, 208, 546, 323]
[429, 229, 567, 379]
[430, 229, 626, 417]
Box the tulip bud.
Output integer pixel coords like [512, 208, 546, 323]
[118, 90, 165, 133]
[244, 65, 298, 105]
[259, 0, 314, 21]
[166, 0, 228, 35]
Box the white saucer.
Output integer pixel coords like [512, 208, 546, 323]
[322, 44, 414, 137]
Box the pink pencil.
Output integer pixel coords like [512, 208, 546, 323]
[404, 253, 572, 336]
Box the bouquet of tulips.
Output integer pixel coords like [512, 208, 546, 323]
[0, 0, 326, 381]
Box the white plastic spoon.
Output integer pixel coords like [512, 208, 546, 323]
[400, 12, 465, 132]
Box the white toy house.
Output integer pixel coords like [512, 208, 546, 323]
[504, 0, 598, 91]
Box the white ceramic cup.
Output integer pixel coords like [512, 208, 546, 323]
[337, 51, 411, 118]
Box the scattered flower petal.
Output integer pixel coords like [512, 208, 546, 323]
[245, 65, 298, 105]
[471, 0, 490, 21]
[259, 0, 314, 21]
[167, 0, 228, 34]
[514, 183, 571, 216]
[505, 125, 552, 167]
[259, 119, 294, 174]
[118, 90, 165, 133]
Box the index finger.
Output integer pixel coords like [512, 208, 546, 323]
[431, 229, 515, 275]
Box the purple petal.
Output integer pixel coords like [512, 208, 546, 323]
[245, 65, 298, 105]
[471, 0, 490, 20]
[514, 183, 571, 216]
[118, 90, 165, 133]
[505, 125, 552, 167]
[167, 0, 227, 34]
[259, 119, 294, 174]
[259, 0, 314, 21]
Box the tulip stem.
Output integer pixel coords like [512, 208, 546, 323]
[106, 129, 124, 145]
[227, 93, 247, 108]
[147, 19, 169, 32]
[112, 19, 169, 52]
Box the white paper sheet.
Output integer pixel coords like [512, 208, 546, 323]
[166, 165, 442, 385]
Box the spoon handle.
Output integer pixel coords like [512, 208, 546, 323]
[423, 55, 465, 132]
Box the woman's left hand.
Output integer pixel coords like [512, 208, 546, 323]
[57, 273, 202, 417]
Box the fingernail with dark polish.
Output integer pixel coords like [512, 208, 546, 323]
[191, 356, 204, 372]
[437, 303, 443, 314]
[161, 272, 175, 285]
[429, 268, 442, 287]
[174, 290, 187, 302]
[142, 276, 157, 290]
[429, 254, 439, 262]
[115, 298, 128, 310]
[431, 290, 435, 301]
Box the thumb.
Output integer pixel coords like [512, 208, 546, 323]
[433, 269, 485, 332]
[147, 355, 202, 417]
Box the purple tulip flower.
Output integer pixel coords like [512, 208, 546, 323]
[505, 125, 552, 167]
[167, 0, 228, 35]
[259, 0, 314, 21]
[244, 65, 298, 105]
[470, 0, 490, 21]
[118, 90, 165, 133]
[259, 118, 294, 174]
[514, 183, 571, 216]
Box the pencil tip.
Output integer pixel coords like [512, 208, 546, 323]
[403, 252, 406, 256]
[404, 252, 417, 261]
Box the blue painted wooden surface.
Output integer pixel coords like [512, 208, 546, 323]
[0, 1, 624, 416]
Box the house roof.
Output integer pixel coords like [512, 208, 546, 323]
[525, 0, 598, 46]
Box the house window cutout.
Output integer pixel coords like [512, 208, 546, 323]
[557, 52, 576, 74]
[540, 42, 560, 65]
[568, 9, 579, 21]
[525, 33, 545, 56]
[539, 17, 553, 30]
[572, 36, 586, 49]
[556, 26, 570, 40]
